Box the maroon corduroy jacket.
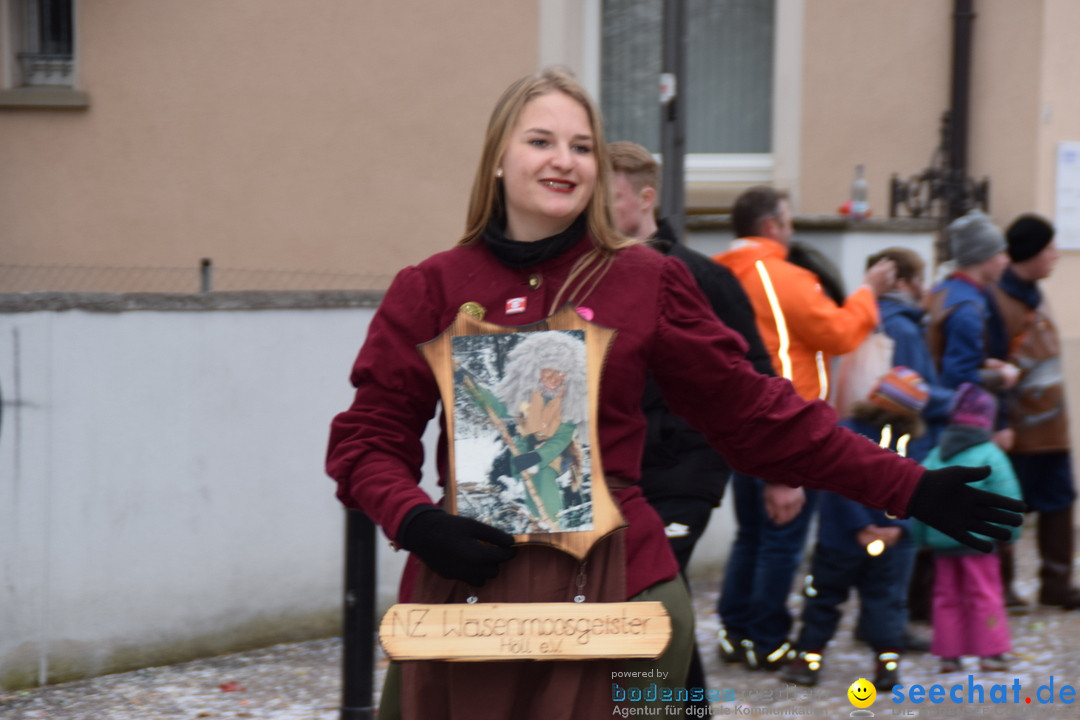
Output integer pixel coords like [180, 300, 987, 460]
[326, 234, 925, 598]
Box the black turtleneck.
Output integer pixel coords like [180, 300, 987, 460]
[482, 214, 587, 269]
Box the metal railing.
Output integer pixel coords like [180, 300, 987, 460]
[888, 112, 990, 224]
[0, 261, 393, 294]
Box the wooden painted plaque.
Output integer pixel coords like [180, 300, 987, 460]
[379, 601, 671, 661]
[419, 305, 626, 560]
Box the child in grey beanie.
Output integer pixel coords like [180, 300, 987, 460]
[949, 210, 1007, 268]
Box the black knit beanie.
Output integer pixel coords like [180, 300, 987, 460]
[1006, 214, 1054, 263]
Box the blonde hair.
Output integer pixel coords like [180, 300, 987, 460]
[458, 67, 631, 255]
[609, 140, 660, 196]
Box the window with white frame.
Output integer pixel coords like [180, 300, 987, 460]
[601, 0, 775, 186]
[11, 0, 74, 87]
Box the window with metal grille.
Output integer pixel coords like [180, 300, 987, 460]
[17, 0, 74, 87]
[601, 0, 775, 187]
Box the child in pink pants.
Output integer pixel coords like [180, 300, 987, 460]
[913, 383, 1023, 672]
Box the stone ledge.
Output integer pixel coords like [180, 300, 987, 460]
[0, 87, 90, 109]
[0, 290, 385, 314]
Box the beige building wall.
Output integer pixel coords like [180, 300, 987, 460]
[1, 1, 539, 290]
[799, 0, 952, 218]
[973, 0, 1080, 224]
[967, 0, 1042, 224]
[1038, 0, 1080, 219]
[6, 2, 1079, 289]
[798, 0, 1080, 230]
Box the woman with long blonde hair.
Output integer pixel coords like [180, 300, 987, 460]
[327, 67, 1022, 719]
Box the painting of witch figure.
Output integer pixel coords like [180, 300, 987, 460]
[451, 329, 592, 535]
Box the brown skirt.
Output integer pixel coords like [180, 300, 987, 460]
[400, 530, 627, 720]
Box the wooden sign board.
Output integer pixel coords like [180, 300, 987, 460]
[419, 305, 626, 560]
[379, 602, 671, 661]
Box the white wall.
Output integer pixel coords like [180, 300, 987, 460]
[0, 297, 422, 688]
[0, 294, 734, 690]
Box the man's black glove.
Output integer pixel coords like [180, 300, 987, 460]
[510, 451, 542, 474]
[906, 466, 1026, 553]
[397, 505, 517, 587]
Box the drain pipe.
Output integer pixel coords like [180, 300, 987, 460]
[947, 0, 975, 221]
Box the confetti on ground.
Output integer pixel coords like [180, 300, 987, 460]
[3, 516, 1079, 719]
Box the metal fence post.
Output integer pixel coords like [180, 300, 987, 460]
[340, 509, 377, 720]
[199, 258, 213, 293]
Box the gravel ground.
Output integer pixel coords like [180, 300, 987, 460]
[0, 639, 361, 720]
[3, 517, 1079, 719]
[690, 514, 1080, 719]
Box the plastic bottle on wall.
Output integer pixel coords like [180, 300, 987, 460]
[850, 164, 869, 219]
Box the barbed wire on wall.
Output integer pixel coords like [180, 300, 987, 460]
[0, 263, 395, 294]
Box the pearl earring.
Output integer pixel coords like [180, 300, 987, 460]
[495, 168, 504, 178]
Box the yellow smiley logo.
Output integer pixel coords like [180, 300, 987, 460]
[848, 678, 876, 709]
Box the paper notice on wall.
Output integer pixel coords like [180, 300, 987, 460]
[1056, 142, 1080, 250]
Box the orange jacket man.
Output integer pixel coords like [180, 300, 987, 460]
[712, 186, 895, 672]
[715, 187, 893, 401]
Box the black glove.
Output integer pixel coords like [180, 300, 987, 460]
[510, 451, 542, 474]
[906, 466, 1026, 553]
[397, 505, 517, 587]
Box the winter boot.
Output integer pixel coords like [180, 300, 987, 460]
[780, 651, 822, 686]
[874, 652, 901, 691]
[743, 639, 792, 671]
[1037, 506, 1080, 609]
[716, 627, 746, 664]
